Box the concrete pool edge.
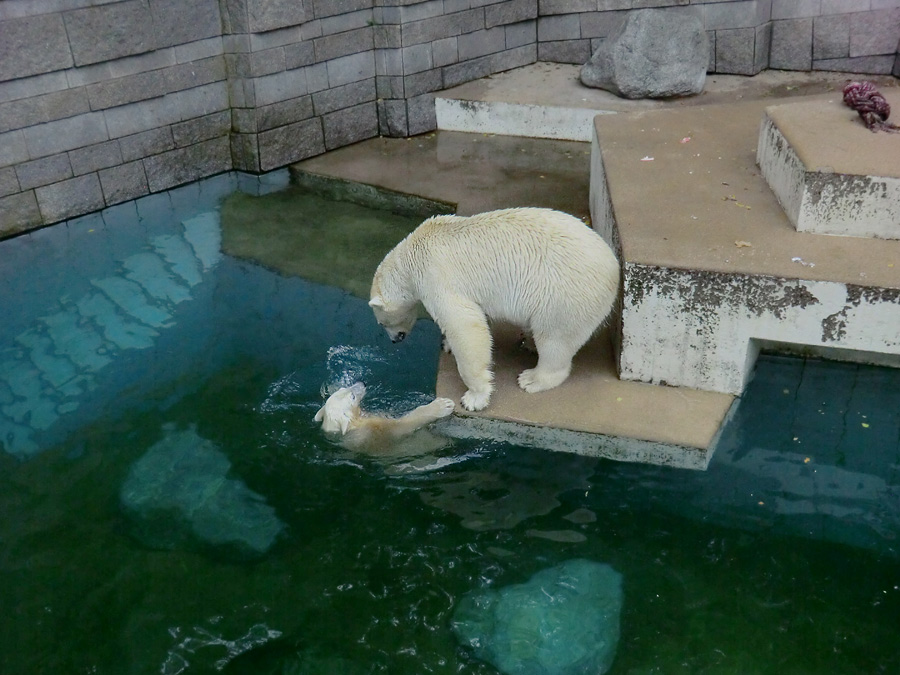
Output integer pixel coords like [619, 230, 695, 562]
[290, 168, 457, 218]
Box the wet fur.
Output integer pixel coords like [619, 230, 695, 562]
[314, 383, 454, 452]
[370, 208, 620, 411]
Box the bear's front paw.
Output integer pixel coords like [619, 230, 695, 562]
[431, 397, 456, 417]
[441, 334, 452, 354]
[461, 389, 491, 411]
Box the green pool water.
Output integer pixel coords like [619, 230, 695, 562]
[0, 174, 897, 674]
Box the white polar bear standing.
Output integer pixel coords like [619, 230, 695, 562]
[369, 207, 620, 412]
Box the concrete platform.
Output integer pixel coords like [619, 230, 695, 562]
[590, 94, 900, 395]
[435, 324, 732, 470]
[758, 91, 900, 239]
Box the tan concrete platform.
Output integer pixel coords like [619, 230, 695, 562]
[438, 62, 889, 113]
[436, 323, 733, 454]
[594, 95, 900, 287]
[592, 88, 900, 396]
[766, 90, 900, 179]
[435, 63, 899, 141]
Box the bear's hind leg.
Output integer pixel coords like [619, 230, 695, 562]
[517, 333, 581, 393]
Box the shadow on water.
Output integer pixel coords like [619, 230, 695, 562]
[0, 173, 898, 674]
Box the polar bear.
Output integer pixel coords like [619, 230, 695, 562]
[369, 207, 620, 412]
[314, 382, 455, 451]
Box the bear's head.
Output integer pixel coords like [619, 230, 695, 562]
[314, 382, 366, 435]
[369, 295, 418, 343]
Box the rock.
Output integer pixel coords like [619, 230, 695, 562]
[580, 7, 709, 99]
[452, 559, 623, 675]
[120, 424, 284, 559]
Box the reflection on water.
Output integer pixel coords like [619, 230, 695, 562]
[417, 452, 595, 532]
[0, 173, 898, 674]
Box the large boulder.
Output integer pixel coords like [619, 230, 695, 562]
[452, 559, 623, 675]
[580, 7, 709, 99]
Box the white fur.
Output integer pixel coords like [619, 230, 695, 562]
[314, 382, 455, 451]
[370, 207, 620, 411]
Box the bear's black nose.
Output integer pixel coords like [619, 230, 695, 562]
[392, 332, 407, 343]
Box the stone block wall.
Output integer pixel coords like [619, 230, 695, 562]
[1, 0, 897, 237]
[538, 0, 772, 74]
[537, 1, 900, 77]
[373, 0, 538, 136]
[771, 0, 900, 74]
[224, 0, 380, 172]
[1, 0, 230, 236]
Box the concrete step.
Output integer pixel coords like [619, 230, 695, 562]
[433, 62, 886, 141]
[758, 91, 900, 239]
[590, 90, 900, 397]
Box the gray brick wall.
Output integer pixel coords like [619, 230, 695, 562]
[1, 0, 898, 236]
[534, 1, 899, 77]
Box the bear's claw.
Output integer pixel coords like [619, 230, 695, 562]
[461, 389, 491, 411]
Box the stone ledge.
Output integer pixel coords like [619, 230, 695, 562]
[758, 93, 900, 239]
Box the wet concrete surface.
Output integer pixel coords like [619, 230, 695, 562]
[293, 132, 593, 218]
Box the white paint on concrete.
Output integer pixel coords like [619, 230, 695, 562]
[589, 124, 621, 253]
[435, 97, 614, 142]
[757, 114, 806, 226]
[617, 264, 900, 395]
[758, 112, 900, 240]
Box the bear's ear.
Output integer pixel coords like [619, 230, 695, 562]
[369, 295, 384, 308]
[313, 406, 325, 423]
[339, 415, 352, 435]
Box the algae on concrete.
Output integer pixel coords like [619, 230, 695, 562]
[220, 177, 454, 299]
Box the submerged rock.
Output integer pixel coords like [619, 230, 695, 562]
[452, 559, 623, 675]
[120, 424, 284, 559]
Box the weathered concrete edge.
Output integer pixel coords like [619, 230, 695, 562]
[592, 111, 900, 396]
[289, 167, 457, 218]
[435, 97, 613, 142]
[434, 415, 713, 470]
[619, 261, 900, 395]
[757, 111, 804, 229]
[758, 111, 900, 239]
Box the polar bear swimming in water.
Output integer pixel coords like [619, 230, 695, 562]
[314, 382, 455, 451]
[369, 207, 620, 412]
